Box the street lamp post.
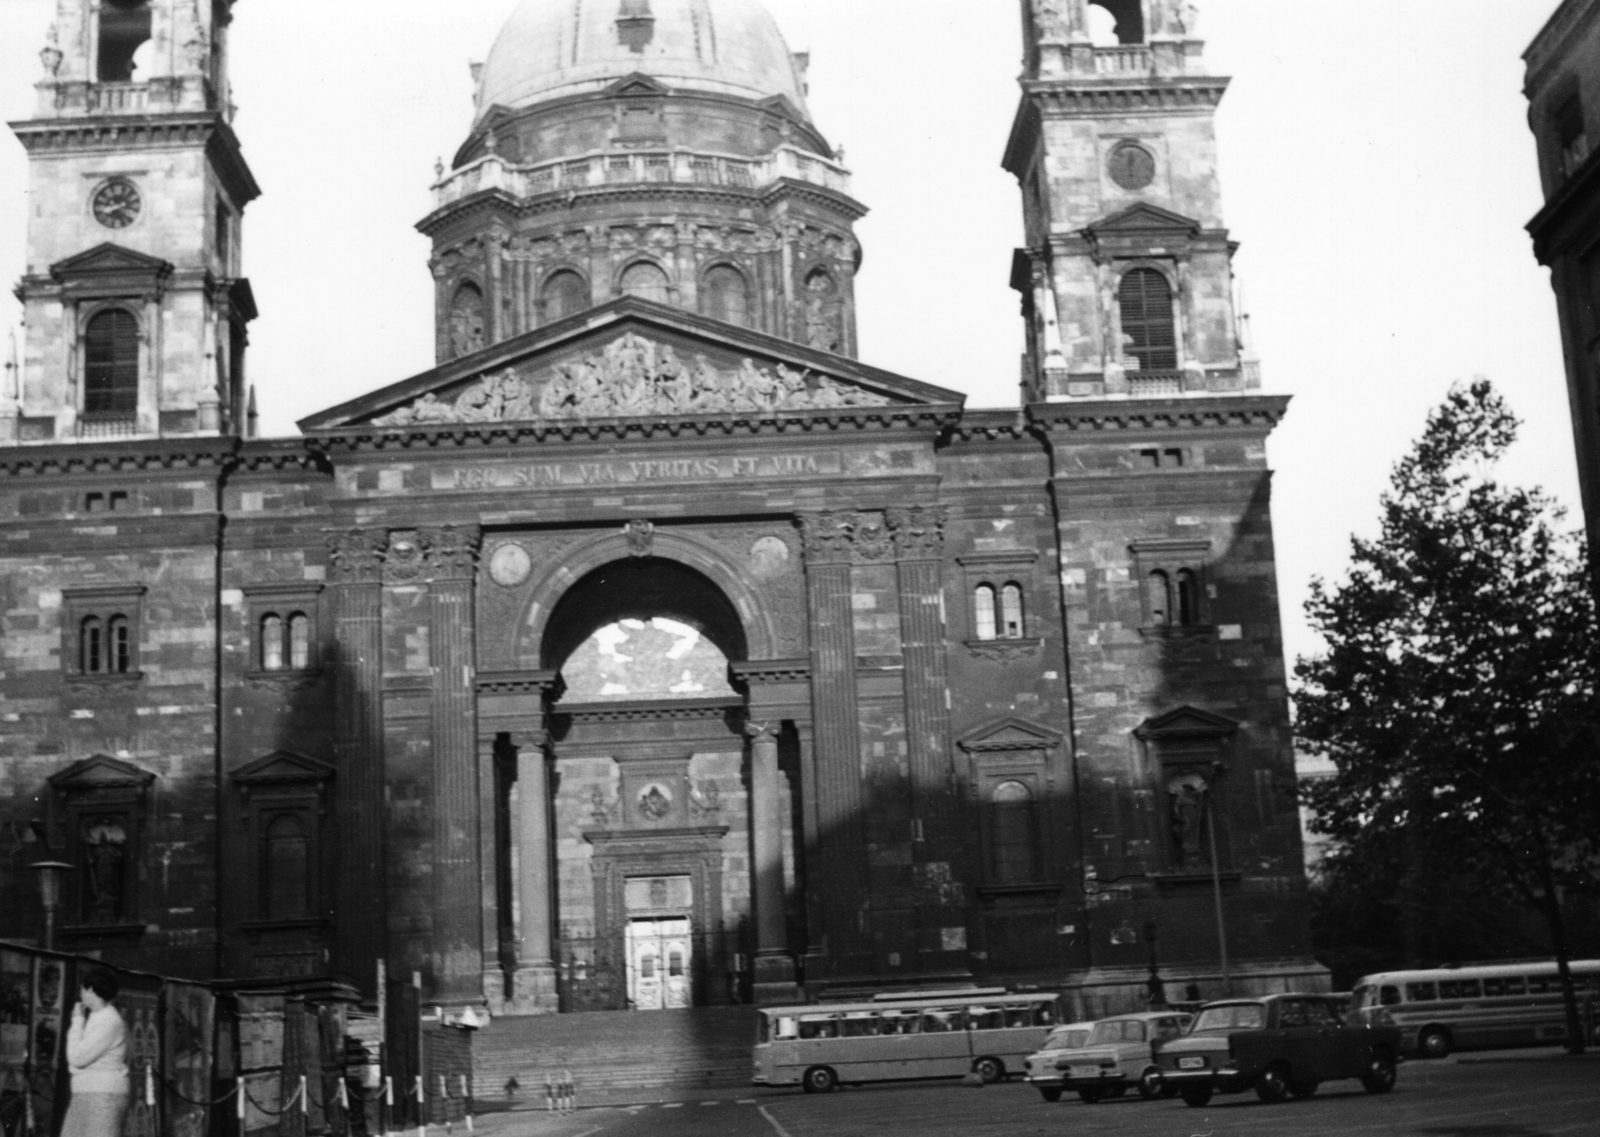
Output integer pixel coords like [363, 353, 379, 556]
[29, 860, 73, 951]
[1203, 765, 1231, 996]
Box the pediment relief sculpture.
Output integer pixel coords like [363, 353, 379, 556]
[372, 333, 890, 426]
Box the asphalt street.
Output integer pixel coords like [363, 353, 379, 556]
[471, 1051, 1600, 1137]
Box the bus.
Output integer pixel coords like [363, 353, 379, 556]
[752, 988, 1063, 1093]
[1351, 960, 1600, 1058]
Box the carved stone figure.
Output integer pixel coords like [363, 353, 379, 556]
[1166, 771, 1210, 868]
[81, 817, 127, 921]
[1032, 0, 1075, 43]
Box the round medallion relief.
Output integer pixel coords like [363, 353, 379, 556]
[637, 783, 674, 821]
[748, 535, 790, 578]
[1108, 142, 1157, 191]
[488, 542, 532, 587]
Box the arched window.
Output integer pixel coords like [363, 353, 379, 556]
[260, 614, 284, 671]
[540, 270, 589, 324]
[989, 780, 1040, 884]
[98, 0, 153, 82]
[447, 282, 486, 359]
[288, 613, 311, 670]
[84, 309, 140, 414]
[1149, 570, 1171, 627]
[1000, 583, 1025, 639]
[803, 270, 842, 352]
[108, 616, 131, 674]
[1175, 569, 1198, 627]
[1118, 268, 1177, 372]
[263, 813, 310, 920]
[973, 584, 998, 641]
[1087, 0, 1145, 45]
[702, 265, 751, 327]
[81, 617, 104, 674]
[620, 262, 670, 305]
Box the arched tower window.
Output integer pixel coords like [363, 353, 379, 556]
[973, 584, 998, 641]
[803, 270, 842, 352]
[1118, 268, 1177, 372]
[1175, 569, 1198, 627]
[1088, 0, 1145, 45]
[541, 271, 589, 324]
[263, 813, 310, 920]
[84, 309, 140, 414]
[1148, 570, 1171, 626]
[81, 617, 104, 674]
[447, 283, 486, 359]
[260, 614, 284, 671]
[288, 613, 311, 670]
[702, 266, 751, 327]
[988, 780, 1040, 884]
[620, 262, 670, 305]
[98, 0, 153, 82]
[1000, 583, 1025, 639]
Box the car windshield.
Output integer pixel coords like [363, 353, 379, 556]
[1044, 1027, 1090, 1049]
[1190, 1004, 1267, 1033]
[1088, 1019, 1147, 1045]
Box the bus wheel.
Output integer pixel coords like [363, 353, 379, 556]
[1181, 1088, 1212, 1108]
[1038, 1087, 1063, 1103]
[1361, 1049, 1397, 1094]
[802, 1066, 837, 1094]
[973, 1057, 1004, 1084]
[1417, 1027, 1452, 1059]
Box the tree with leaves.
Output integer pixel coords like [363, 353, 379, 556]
[1297, 379, 1600, 1054]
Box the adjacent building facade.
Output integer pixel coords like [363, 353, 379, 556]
[0, 0, 1322, 1018]
[1526, 0, 1600, 597]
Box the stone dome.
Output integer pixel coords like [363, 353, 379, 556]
[476, 0, 809, 119]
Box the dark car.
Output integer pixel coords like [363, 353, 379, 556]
[1156, 993, 1402, 1107]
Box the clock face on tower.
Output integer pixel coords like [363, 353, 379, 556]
[92, 180, 142, 229]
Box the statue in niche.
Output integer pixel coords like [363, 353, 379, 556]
[803, 273, 843, 353]
[81, 816, 128, 922]
[1032, 0, 1076, 42]
[1166, 772, 1210, 869]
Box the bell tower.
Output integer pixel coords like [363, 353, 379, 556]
[4, 0, 259, 444]
[1005, 0, 1260, 400]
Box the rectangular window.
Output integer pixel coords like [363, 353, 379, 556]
[1406, 982, 1437, 1002]
[1438, 979, 1481, 1000]
[244, 584, 324, 675]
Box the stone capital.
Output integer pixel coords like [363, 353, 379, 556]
[744, 720, 780, 744]
[326, 528, 386, 585]
[421, 523, 483, 581]
[887, 504, 949, 561]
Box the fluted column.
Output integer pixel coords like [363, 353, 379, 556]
[746, 720, 796, 999]
[888, 506, 965, 971]
[513, 729, 559, 1012]
[421, 524, 484, 1006]
[796, 511, 870, 975]
[327, 528, 387, 993]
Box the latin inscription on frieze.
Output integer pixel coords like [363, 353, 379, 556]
[433, 451, 844, 491]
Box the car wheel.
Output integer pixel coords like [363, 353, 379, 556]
[1078, 1087, 1105, 1104]
[1361, 1049, 1398, 1094]
[802, 1066, 836, 1094]
[1255, 1062, 1291, 1104]
[973, 1057, 1004, 1084]
[1038, 1087, 1063, 1103]
[1289, 1079, 1319, 1099]
[1137, 1066, 1162, 1100]
[1181, 1087, 1213, 1108]
[1417, 1027, 1452, 1060]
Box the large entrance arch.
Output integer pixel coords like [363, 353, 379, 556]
[494, 546, 803, 1013]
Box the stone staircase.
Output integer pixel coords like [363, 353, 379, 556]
[470, 1007, 759, 1105]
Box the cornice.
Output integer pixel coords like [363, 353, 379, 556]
[0, 437, 238, 476]
[553, 696, 743, 723]
[9, 113, 259, 205]
[1027, 395, 1290, 435]
[1021, 77, 1229, 117]
[236, 440, 331, 474]
[728, 659, 811, 685]
[476, 669, 560, 695]
[944, 410, 1035, 443]
[1527, 147, 1600, 260]
[1523, 0, 1600, 90]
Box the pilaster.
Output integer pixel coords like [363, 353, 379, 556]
[746, 719, 798, 1002]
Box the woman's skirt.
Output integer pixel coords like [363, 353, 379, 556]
[60, 1090, 130, 1137]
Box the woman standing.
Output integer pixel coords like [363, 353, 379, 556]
[61, 968, 129, 1137]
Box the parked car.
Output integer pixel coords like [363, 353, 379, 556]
[1157, 993, 1402, 1107]
[1021, 1021, 1096, 1101]
[1031, 1012, 1193, 1103]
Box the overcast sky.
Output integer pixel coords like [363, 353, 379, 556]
[0, 0, 1579, 670]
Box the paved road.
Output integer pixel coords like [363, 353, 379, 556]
[478, 1053, 1600, 1137]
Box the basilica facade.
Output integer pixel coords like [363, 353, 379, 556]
[0, 0, 1324, 1017]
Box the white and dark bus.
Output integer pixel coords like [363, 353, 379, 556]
[1352, 960, 1600, 1057]
[752, 988, 1062, 1093]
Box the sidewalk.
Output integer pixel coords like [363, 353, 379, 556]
[466, 1089, 790, 1137]
[1452, 1045, 1600, 1064]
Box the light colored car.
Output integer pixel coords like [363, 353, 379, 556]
[1021, 1021, 1096, 1101]
[1048, 1011, 1193, 1103]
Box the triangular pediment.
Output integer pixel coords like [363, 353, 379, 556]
[47, 754, 156, 790]
[604, 72, 671, 98]
[1134, 705, 1240, 741]
[51, 242, 172, 281]
[299, 297, 963, 433]
[1086, 202, 1201, 235]
[958, 716, 1064, 752]
[758, 93, 807, 125]
[234, 751, 335, 785]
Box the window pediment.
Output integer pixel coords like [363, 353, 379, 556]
[958, 716, 1064, 753]
[51, 242, 172, 297]
[1134, 705, 1239, 742]
[48, 754, 156, 792]
[234, 751, 335, 787]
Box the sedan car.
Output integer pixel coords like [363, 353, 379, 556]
[1157, 994, 1402, 1107]
[1021, 1021, 1096, 1101]
[1040, 1011, 1193, 1103]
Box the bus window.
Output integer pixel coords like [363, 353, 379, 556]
[968, 1006, 1004, 1031]
[758, 1016, 769, 1044]
[774, 1016, 799, 1040]
[1527, 976, 1554, 995]
[1483, 977, 1525, 997]
[1380, 985, 1401, 1006]
[922, 1008, 964, 1033]
[798, 1015, 839, 1040]
[879, 1010, 921, 1035]
[1406, 982, 1437, 1002]
[1035, 1002, 1057, 1025]
[1003, 1005, 1035, 1028]
[839, 1013, 880, 1038]
[1439, 980, 1481, 999]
